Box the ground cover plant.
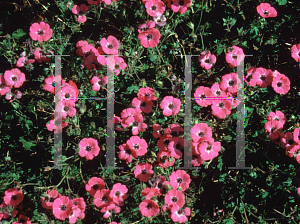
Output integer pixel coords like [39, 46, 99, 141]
[0, 0, 300, 223]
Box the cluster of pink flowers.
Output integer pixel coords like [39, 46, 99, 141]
[76, 36, 127, 75]
[138, 20, 161, 48]
[194, 73, 241, 119]
[136, 170, 191, 223]
[1, 68, 25, 102]
[41, 189, 85, 223]
[245, 67, 290, 95]
[44, 75, 79, 133]
[86, 177, 128, 220]
[0, 188, 27, 223]
[264, 110, 300, 164]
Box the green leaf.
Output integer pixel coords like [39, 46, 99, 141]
[12, 29, 26, 39]
[19, 137, 36, 151]
[276, 0, 287, 5]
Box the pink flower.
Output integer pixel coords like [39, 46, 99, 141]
[211, 98, 232, 119]
[29, 22, 53, 42]
[293, 127, 300, 145]
[72, 4, 89, 23]
[43, 75, 66, 94]
[139, 199, 160, 217]
[0, 201, 18, 220]
[160, 96, 181, 116]
[132, 97, 153, 114]
[46, 117, 69, 133]
[100, 36, 120, 55]
[138, 21, 156, 33]
[4, 188, 24, 207]
[34, 48, 52, 63]
[0, 75, 11, 96]
[134, 163, 154, 182]
[280, 132, 295, 151]
[94, 189, 113, 208]
[210, 83, 226, 98]
[171, 0, 191, 14]
[197, 138, 221, 161]
[297, 187, 300, 197]
[4, 68, 25, 88]
[168, 137, 187, 159]
[268, 110, 286, 127]
[41, 189, 60, 209]
[85, 177, 106, 196]
[52, 196, 73, 220]
[127, 136, 148, 158]
[265, 120, 284, 140]
[16, 56, 35, 67]
[131, 114, 148, 135]
[165, 189, 185, 209]
[137, 87, 157, 101]
[164, 123, 183, 137]
[169, 170, 191, 191]
[220, 73, 241, 94]
[157, 149, 175, 168]
[289, 144, 300, 163]
[198, 51, 216, 70]
[78, 138, 100, 160]
[118, 143, 133, 164]
[107, 56, 127, 76]
[138, 28, 161, 48]
[71, 197, 85, 212]
[272, 73, 290, 95]
[194, 86, 212, 107]
[170, 207, 191, 223]
[90, 76, 108, 91]
[153, 124, 163, 138]
[256, 3, 277, 18]
[225, 46, 245, 67]
[55, 100, 77, 119]
[245, 67, 257, 86]
[252, 67, 273, 88]
[191, 123, 212, 143]
[291, 43, 300, 63]
[109, 183, 128, 206]
[120, 108, 138, 127]
[145, 0, 165, 17]
[68, 208, 85, 224]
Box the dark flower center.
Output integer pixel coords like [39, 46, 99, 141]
[164, 139, 170, 146]
[0, 83, 5, 88]
[219, 102, 224, 108]
[179, 0, 184, 5]
[277, 82, 282, 87]
[60, 205, 67, 211]
[216, 90, 221, 96]
[146, 34, 153, 40]
[11, 195, 17, 200]
[86, 146, 92, 151]
[141, 102, 147, 107]
[151, 5, 157, 10]
[176, 143, 182, 150]
[102, 196, 108, 202]
[207, 145, 212, 151]
[204, 58, 210, 63]
[263, 10, 269, 15]
[271, 127, 277, 132]
[73, 201, 78, 206]
[115, 64, 120, 69]
[287, 138, 294, 145]
[92, 184, 99, 190]
[115, 191, 121, 197]
[107, 44, 113, 49]
[261, 76, 266, 81]
[125, 148, 132, 155]
[157, 182, 162, 188]
[198, 131, 204, 137]
[168, 103, 175, 110]
[146, 203, 153, 209]
[133, 121, 138, 126]
[201, 94, 206, 99]
[232, 55, 238, 60]
[298, 52, 300, 57]
[161, 155, 167, 163]
[65, 93, 70, 98]
[38, 29, 44, 36]
[229, 80, 235, 86]
[172, 130, 178, 137]
[98, 80, 104, 86]
[63, 106, 69, 112]
[145, 93, 150, 98]
[12, 76, 18, 81]
[192, 155, 198, 159]
[19, 219, 25, 223]
[177, 178, 183, 183]
[49, 197, 55, 203]
[134, 144, 139, 150]
[172, 197, 177, 203]
[142, 169, 147, 174]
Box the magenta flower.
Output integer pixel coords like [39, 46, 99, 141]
[191, 123, 212, 143]
[272, 73, 290, 95]
[265, 120, 284, 140]
[138, 28, 161, 48]
[126, 136, 148, 158]
[107, 56, 127, 76]
[100, 36, 120, 55]
[0, 75, 11, 96]
[210, 83, 226, 98]
[194, 86, 212, 107]
[16, 56, 35, 67]
[211, 99, 232, 119]
[160, 96, 181, 116]
[170, 207, 191, 223]
[225, 46, 245, 67]
[52, 196, 73, 221]
[43, 75, 66, 94]
[198, 51, 216, 70]
[165, 189, 185, 210]
[220, 73, 241, 94]
[291, 43, 300, 67]
[268, 110, 286, 127]
[4, 68, 25, 88]
[120, 108, 138, 127]
[41, 189, 61, 210]
[134, 162, 154, 182]
[169, 170, 191, 191]
[293, 127, 300, 145]
[109, 183, 128, 206]
[118, 143, 133, 164]
[55, 100, 77, 119]
[138, 21, 156, 33]
[132, 97, 153, 114]
[4, 188, 24, 207]
[145, 0, 165, 17]
[252, 67, 273, 88]
[137, 87, 157, 101]
[131, 114, 148, 135]
[171, 0, 192, 14]
[29, 22, 53, 42]
[71, 4, 89, 23]
[78, 138, 100, 160]
[256, 3, 277, 18]
[34, 48, 52, 63]
[139, 199, 160, 218]
[197, 139, 221, 161]
[90, 76, 108, 91]
[94, 189, 113, 208]
[245, 67, 257, 87]
[85, 177, 106, 196]
[46, 117, 69, 133]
